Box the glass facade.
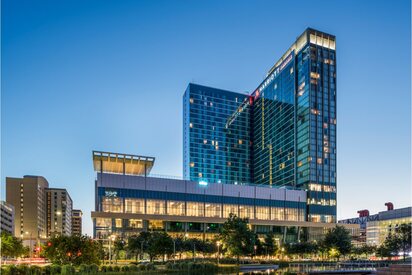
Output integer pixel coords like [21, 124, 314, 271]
[183, 83, 250, 184]
[183, 28, 337, 223]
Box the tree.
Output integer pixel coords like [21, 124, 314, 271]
[377, 223, 411, 261]
[113, 239, 125, 262]
[219, 213, 255, 263]
[286, 241, 318, 259]
[127, 232, 151, 261]
[146, 232, 173, 262]
[43, 235, 101, 265]
[351, 244, 376, 259]
[263, 232, 278, 257]
[395, 223, 411, 262]
[1, 232, 27, 258]
[322, 225, 352, 260]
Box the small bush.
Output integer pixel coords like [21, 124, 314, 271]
[106, 265, 113, 272]
[6, 265, 18, 275]
[17, 264, 30, 274]
[129, 265, 138, 272]
[79, 263, 89, 273]
[90, 264, 99, 273]
[100, 265, 107, 272]
[113, 265, 120, 272]
[146, 263, 156, 270]
[61, 264, 75, 275]
[50, 264, 62, 274]
[137, 264, 146, 271]
[121, 265, 130, 272]
[30, 265, 43, 275]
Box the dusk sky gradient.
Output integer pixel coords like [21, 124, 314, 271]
[2, 0, 411, 236]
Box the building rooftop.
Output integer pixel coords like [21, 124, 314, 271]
[92, 150, 155, 176]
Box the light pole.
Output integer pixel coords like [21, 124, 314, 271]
[173, 239, 176, 264]
[25, 232, 33, 264]
[108, 235, 116, 265]
[216, 241, 221, 265]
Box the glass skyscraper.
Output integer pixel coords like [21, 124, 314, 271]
[183, 28, 337, 223]
[183, 83, 251, 184]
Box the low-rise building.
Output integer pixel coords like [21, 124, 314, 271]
[1, 201, 15, 235]
[92, 151, 359, 243]
[339, 203, 412, 247]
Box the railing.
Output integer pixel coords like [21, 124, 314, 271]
[288, 261, 391, 273]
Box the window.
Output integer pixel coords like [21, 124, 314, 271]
[167, 201, 185, 216]
[255, 206, 270, 220]
[146, 200, 165, 215]
[115, 219, 122, 228]
[102, 197, 123, 213]
[96, 218, 111, 228]
[128, 219, 142, 229]
[125, 198, 144, 214]
[189, 98, 194, 104]
[187, 202, 204, 217]
[239, 205, 253, 219]
[205, 203, 221, 218]
[223, 204, 238, 218]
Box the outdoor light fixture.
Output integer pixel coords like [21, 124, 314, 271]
[199, 180, 208, 186]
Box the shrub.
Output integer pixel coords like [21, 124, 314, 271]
[137, 264, 146, 271]
[106, 265, 113, 272]
[121, 265, 130, 272]
[5, 265, 18, 275]
[16, 264, 30, 274]
[129, 265, 138, 272]
[30, 265, 43, 275]
[179, 262, 188, 270]
[90, 264, 99, 273]
[100, 265, 107, 272]
[79, 264, 89, 273]
[50, 264, 62, 274]
[113, 265, 120, 272]
[61, 264, 75, 275]
[148, 263, 156, 270]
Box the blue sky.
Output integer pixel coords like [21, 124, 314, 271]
[2, 0, 411, 236]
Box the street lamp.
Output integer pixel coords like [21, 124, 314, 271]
[173, 238, 176, 264]
[108, 235, 116, 265]
[216, 241, 221, 265]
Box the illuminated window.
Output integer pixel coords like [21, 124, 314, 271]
[310, 72, 320, 79]
[189, 98, 194, 104]
[297, 161, 303, 167]
[198, 173, 202, 178]
[239, 205, 253, 219]
[128, 219, 142, 229]
[146, 200, 165, 215]
[115, 219, 122, 228]
[255, 206, 270, 220]
[205, 203, 221, 218]
[125, 198, 144, 214]
[167, 201, 185, 216]
[317, 158, 322, 164]
[187, 202, 204, 217]
[203, 139, 207, 144]
[290, 67, 294, 74]
[238, 139, 243, 145]
[223, 204, 238, 218]
[279, 163, 285, 169]
[102, 197, 123, 213]
[190, 162, 195, 167]
[189, 123, 193, 128]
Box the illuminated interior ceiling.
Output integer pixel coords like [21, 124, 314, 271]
[93, 151, 155, 175]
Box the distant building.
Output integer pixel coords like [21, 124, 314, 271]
[0, 201, 15, 235]
[6, 176, 49, 240]
[46, 188, 73, 237]
[72, 209, 83, 235]
[339, 203, 412, 246]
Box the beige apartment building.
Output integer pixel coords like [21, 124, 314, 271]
[6, 176, 49, 240]
[72, 209, 83, 235]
